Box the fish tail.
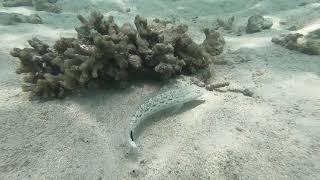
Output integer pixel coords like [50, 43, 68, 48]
[129, 139, 137, 149]
[128, 138, 138, 155]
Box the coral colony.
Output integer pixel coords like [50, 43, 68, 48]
[10, 11, 225, 98]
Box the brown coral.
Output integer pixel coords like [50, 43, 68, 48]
[10, 11, 225, 99]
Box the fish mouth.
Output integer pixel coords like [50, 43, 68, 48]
[130, 131, 134, 141]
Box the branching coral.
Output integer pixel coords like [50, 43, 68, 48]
[10, 38, 65, 98]
[10, 11, 225, 98]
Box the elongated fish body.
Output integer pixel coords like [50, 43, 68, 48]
[128, 86, 204, 151]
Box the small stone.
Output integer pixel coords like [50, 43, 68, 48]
[242, 88, 254, 97]
[235, 127, 243, 132]
[140, 159, 146, 165]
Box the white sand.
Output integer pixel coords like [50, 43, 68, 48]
[0, 0, 320, 179]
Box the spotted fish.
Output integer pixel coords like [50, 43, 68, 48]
[128, 85, 204, 152]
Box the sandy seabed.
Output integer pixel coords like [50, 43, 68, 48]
[0, 0, 320, 179]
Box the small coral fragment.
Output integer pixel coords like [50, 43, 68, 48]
[202, 28, 225, 56]
[303, 30, 320, 55]
[246, 15, 273, 34]
[272, 29, 320, 55]
[271, 33, 304, 51]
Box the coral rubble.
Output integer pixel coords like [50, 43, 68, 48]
[0, 12, 42, 25]
[2, 0, 61, 13]
[246, 15, 273, 33]
[10, 11, 225, 98]
[272, 29, 320, 55]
